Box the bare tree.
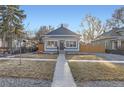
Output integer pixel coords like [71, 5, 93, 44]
[106, 7, 124, 29]
[35, 25, 54, 42]
[81, 14, 105, 43]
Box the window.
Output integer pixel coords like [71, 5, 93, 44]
[47, 41, 57, 48]
[111, 41, 117, 50]
[105, 41, 107, 48]
[66, 41, 77, 48]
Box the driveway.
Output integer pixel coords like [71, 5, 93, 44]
[96, 53, 124, 61]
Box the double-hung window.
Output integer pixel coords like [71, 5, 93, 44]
[66, 41, 77, 48]
[47, 41, 57, 48]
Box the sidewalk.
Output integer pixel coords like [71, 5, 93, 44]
[52, 53, 76, 87]
[0, 58, 56, 61]
[69, 59, 124, 63]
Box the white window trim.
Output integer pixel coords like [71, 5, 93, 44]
[117, 40, 121, 48]
[65, 40, 77, 48]
[112, 41, 116, 50]
[105, 40, 107, 48]
[46, 40, 58, 48]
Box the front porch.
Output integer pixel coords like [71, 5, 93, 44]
[106, 39, 124, 55]
[44, 39, 79, 52]
[110, 40, 124, 50]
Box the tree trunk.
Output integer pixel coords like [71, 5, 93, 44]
[19, 35, 22, 65]
[2, 32, 6, 48]
[9, 34, 13, 54]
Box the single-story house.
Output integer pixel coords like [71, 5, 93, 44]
[92, 27, 124, 50]
[42, 24, 80, 52]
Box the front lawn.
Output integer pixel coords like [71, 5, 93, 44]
[69, 62, 124, 81]
[0, 60, 56, 80]
[66, 54, 104, 60]
[15, 53, 58, 59]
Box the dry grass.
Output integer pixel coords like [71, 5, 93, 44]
[66, 54, 103, 60]
[0, 60, 56, 80]
[15, 54, 58, 59]
[69, 62, 124, 81]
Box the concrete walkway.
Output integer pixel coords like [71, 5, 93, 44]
[52, 53, 76, 87]
[69, 59, 124, 63]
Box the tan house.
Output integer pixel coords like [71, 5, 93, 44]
[92, 27, 124, 50]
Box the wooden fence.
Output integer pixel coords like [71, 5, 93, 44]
[80, 44, 105, 53]
[37, 43, 44, 53]
[0, 47, 9, 53]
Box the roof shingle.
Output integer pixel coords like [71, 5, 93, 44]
[46, 24, 78, 35]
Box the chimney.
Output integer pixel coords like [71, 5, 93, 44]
[61, 24, 64, 27]
[112, 27, 118, 30]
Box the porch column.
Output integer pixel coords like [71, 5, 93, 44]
[105, 40, 107, 48]
[117, 40, 121, 49]
[112, 41, 115, 50]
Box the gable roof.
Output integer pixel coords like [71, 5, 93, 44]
[101, 27, 124, 37]
[101, 30, 120, 37]
[116, 27, 124, 32]
[46, 24, 78, 36]
[94, 28, 121, 41]
[96, 28, 120, 38]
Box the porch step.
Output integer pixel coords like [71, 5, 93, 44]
[59, 50, 65, 54]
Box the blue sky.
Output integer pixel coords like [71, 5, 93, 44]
[20, 5, 124, 33]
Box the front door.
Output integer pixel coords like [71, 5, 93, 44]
[59, 40, 65, 50]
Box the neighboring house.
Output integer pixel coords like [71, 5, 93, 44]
[92, 27, 124, 50]
[12, 39, 24, 49]
[0, 38, 28, 52]
[42, 24, 80, 52]
[0, 39, 8, 47]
